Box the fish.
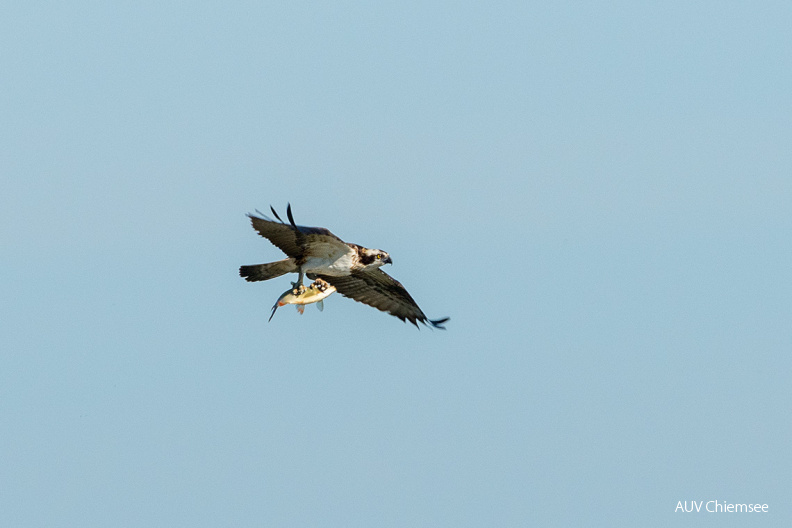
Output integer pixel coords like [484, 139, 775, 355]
[269, 278, 337, 322]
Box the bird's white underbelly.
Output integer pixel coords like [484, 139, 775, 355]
[302, 254, 354, 276]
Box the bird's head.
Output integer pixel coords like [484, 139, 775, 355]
[360, 248, 392, 268]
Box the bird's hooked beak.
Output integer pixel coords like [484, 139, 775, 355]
[385, 255, 393, 265]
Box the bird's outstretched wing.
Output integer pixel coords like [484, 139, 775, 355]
[248, 204, 346, 258]
[317, 269, 449, 329]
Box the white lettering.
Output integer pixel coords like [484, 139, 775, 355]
[681, 501, 702, 512]
[681, 500, 768, 513]
[703, 500, 769, 513]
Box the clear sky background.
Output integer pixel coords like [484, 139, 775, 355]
[2, 2, 790, 526]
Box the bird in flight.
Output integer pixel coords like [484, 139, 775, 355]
[240, 204, 449, 329]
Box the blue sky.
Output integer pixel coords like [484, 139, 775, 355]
[2, 2, 790, 526]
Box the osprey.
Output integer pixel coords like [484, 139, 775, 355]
[240, 204, 449, 329]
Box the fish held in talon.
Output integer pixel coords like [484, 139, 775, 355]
[269, 278, 336, 322]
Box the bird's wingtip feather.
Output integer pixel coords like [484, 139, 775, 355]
[428, 317, 449, 330]
[269, 205, 284, 223]
[286, 203, 297, 227]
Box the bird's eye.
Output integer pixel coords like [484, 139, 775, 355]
[376, 254, 381, 259]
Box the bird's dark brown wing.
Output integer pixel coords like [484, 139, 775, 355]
[248, 212, 345, 259]
[317, 269, 448, 329]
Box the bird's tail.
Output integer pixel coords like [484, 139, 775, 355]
[239, 258, 297, 282]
